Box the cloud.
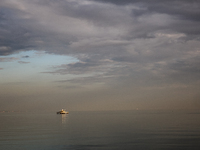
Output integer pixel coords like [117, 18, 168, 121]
[18, 61, 30, 64]
[1, 0, 200, 73]
[0, 57, 18, 62]
[1, 0, 199, 54]
[1, 0, 200, 110]
[22, 55, 29, 58]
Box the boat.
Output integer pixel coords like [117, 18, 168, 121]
[57, 109, 69, 114]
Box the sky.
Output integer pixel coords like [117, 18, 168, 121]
[0, 0, 200, 111]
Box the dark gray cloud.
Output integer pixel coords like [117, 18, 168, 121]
[92, 0, 200, 36]
[22, 55, 29, 58]
[93, 0, 200, 19]
[1, 0, 200, 56]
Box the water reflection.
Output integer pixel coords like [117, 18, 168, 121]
[61, 114, 68, 124]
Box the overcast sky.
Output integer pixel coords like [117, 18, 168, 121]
[1, 0, 200, 111]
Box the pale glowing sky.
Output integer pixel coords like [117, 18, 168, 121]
[0, 0, 200, 111]
[0, 50, 78, 84]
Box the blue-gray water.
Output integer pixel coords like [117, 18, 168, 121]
[1, 110, 200, 150]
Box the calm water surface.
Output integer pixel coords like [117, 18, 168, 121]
[0, 110, 200, 150]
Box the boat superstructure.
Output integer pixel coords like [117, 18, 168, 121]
[57, 109, 69, 114]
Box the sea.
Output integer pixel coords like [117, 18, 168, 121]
[1, 110, 200, 150]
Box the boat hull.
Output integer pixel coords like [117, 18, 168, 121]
[57, 109, 69, 114]
[57, 111, 69, 114]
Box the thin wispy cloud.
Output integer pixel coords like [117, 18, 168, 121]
[18, 61, 30, 64]
[0, 57, 18, 62]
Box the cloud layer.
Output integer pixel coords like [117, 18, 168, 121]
[1, 0, 200, 110]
